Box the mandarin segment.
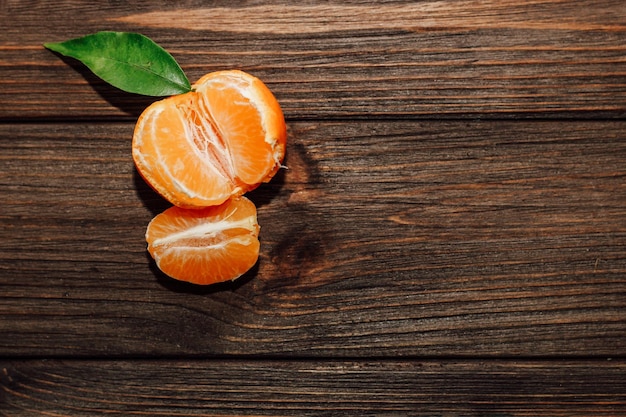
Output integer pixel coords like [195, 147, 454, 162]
[133, 98, 233, 207]
[146, 196, 260, 285]
[132, 70, 286, 208]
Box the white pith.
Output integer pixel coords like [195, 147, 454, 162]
[151, 216, 257, 248]
[158, 235, 253, 253]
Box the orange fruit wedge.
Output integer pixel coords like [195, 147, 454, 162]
[132, 70, 287, 208]
[145, 196, 260, 285]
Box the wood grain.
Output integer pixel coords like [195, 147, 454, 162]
[1, 121, 624, 357]
[2, 359, 625, 416]
[2, 0, 626, 119]
[2, 1, 626, 413]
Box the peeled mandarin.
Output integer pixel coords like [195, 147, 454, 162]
[132, 70, 286, 208]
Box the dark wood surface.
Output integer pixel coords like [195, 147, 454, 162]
[1, 1, 625, 415]
[3, 360, 626, 416]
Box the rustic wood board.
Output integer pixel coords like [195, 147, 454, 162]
[2, 121, 624, 357]
[2, 0, 626, 414]
[2, 360, 625, 416]
[2, 0, 626, 120]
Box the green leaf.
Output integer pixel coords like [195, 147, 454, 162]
[44, 31, 192, 96]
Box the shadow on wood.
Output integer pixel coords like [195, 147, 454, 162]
[45, 50, 160, 119]
[152, 251, 260, 295]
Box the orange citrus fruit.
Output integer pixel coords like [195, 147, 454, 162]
[132, 70, 287, 208]
[145, 196, 260, 285]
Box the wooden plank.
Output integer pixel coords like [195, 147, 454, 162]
[2, 0, 626, 119]
[1, 121, 625, 357]
[2, 359, 625, 416]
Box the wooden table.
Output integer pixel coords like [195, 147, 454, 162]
[2, 1, 625, 415]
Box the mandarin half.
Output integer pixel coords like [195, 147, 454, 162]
[132, 70, 287, 208]
[146, 196, 260, 285]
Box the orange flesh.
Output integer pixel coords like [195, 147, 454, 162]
[146, 196, 260, 285]
[132, 70, 286, 208]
